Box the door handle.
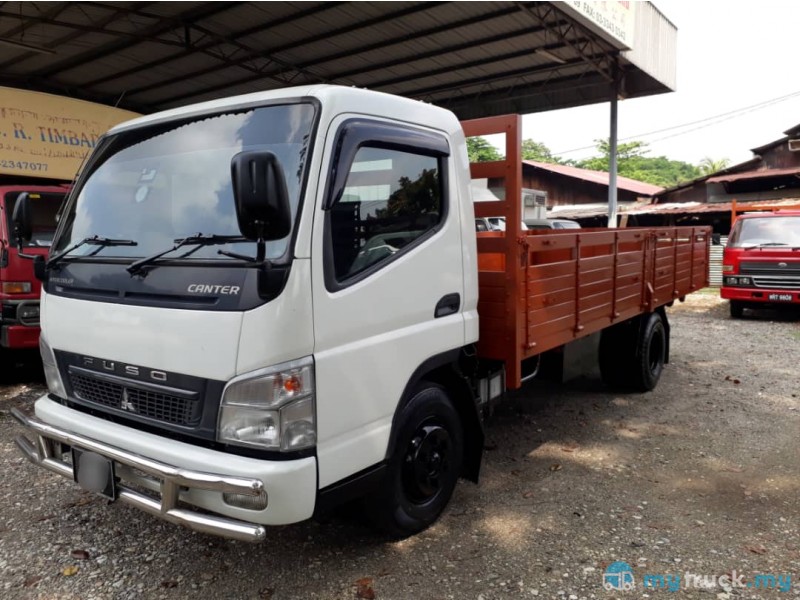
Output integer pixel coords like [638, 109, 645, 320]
[434, 293, 460, 318]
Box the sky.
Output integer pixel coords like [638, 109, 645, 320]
[520, 1, 800, 167]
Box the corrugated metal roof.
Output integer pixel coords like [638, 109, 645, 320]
[550, 198, 800, 220]
[706, 166, 800, 183]
[523, 160, 663, 196]
[626, 198, 800, 215]
[0, 1, 676, 117]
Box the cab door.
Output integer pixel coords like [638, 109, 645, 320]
[311, 117, 466, 488]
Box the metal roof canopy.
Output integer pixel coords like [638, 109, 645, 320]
[0, 1, 675, 118]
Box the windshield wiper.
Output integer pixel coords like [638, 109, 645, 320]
[126, 233, 248, 275]
[48, 235, 137, 269]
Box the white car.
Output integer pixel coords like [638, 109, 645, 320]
[475, 217, 528, 232]
[524, 218, 581, 230]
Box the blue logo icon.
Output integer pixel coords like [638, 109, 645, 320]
[604, 561, 635, 591]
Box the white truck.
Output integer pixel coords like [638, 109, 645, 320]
[11, 86, 709, 542]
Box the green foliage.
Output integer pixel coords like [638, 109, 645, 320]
[698, 156, 731, 176]
[575, 139, 701, 188]
[521, 139, 560, 163]
[466, 137, 503, 162]
[467, 135, 703, 188]
[468, 136, 564, 164]
[380, 169, 440, 217]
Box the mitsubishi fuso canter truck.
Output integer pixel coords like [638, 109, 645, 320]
[11, 86, 709, 542]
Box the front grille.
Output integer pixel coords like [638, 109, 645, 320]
[740, 261, 800, 276]
[69, 371, 200, 426]
[752, 275, 800, 290]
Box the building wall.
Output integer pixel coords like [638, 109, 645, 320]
[520, 170, 641, 206]
[657, 139, 800, 204]
[760, 142, 800, 169]
[655, 181, 706, 204]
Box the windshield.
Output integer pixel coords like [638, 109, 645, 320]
[53, 102, 316, 261]
[4, 191, 64, 247]
[728, 216, 800, 247]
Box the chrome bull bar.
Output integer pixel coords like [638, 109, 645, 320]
[11, 407, 267, 543]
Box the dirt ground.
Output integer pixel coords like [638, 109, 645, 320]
[1, 293, 799, 600]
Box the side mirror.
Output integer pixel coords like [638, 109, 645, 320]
[33, 255, 47, 281]
[712, 233, 721, 245]
[231, 151, 291, 241]
[12, 192, 33, 247]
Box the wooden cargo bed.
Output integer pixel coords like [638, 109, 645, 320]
[462, 115, 710, 389]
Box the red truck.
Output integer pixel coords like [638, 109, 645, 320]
[722, 202, 800, 318]
[0, 184, 66, 350]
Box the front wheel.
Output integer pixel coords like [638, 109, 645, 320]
[363, 385, 463, 538]
[729, 300, 744, 318]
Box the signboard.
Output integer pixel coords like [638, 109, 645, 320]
[0, 87, 139, 181]
[561, 1, 636, 49]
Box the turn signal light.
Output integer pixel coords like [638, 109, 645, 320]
[282, 375, 303, 393]
[2, 282, 32, 294]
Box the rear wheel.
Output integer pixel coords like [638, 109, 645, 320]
[363, 385, 463, 538]
[729, 300, 744, 319]
[599, 312, 666, 392]
[634, 312, 666, 391]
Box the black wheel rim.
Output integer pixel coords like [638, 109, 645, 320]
[648, 327, 664, 375]
[401, 422, 453, 504]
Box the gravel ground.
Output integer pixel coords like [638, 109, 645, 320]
[1, 293, 799, 600]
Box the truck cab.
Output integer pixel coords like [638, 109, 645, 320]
[0, 185, 65, 349]
[721, 210, 800, 317]
[12, 86, 480, 541]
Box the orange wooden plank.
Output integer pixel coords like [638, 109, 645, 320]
[470, 161, 506, 180]
[474, 201, 509, 218]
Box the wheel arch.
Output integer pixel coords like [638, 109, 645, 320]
[385, 349, 484, 483]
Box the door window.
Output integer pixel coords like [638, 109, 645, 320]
[329, 146, 442, 282]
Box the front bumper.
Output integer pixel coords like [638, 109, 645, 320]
[12, 397, 317, 542]
[721, 286, 800, 305]
[1, 324, 40, 349]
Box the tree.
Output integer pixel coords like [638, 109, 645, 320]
[698, 156, 731, 176]
[521, 139, 560, 163]
[466, 136, 503, 162]
[575, 139, 701, 188]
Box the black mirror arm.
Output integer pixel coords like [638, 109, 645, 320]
[13, 229, 38, 260]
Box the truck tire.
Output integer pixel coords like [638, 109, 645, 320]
[600, 312, 666, 392]
[363, 384, 463, 538]
[632, 312, 666, 392]
[729, 301, 744, 319]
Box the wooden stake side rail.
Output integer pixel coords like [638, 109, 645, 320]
[476, 226, 710, 389]
[461, 115, 710, 390]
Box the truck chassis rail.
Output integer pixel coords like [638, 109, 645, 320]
[11, 407, 267, 543]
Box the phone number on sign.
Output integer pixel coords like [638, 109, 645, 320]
[0, 160, 49, 172]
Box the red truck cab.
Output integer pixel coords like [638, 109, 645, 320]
[721, 208, 800, 318]
[0, 185, 66, 349]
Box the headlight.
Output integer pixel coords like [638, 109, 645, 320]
[218, 357, 316, 451]
[725, 276, 752, 286]
[39, 335, 67, 398]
